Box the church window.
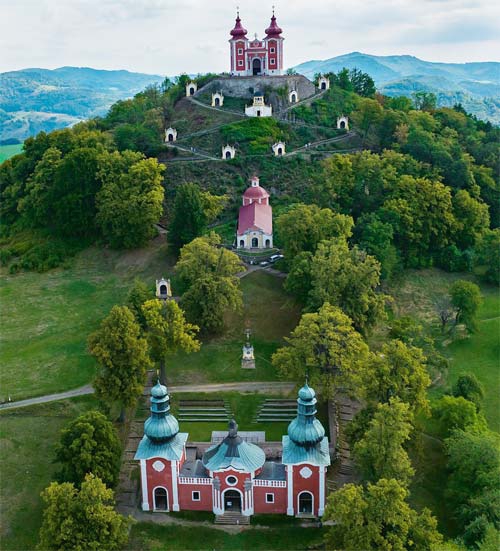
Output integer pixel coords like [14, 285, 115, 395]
[192, 491, 200, 501]
[226, 475, 238, 486]
[266, 493, 274, 503]
[238, 48, 243, 55]
[238, 60, 244, 66]
[270, 59, 275, 65]
[270, 47, 275, 53]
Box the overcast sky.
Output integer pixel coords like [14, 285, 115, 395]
[1, 0, 499, 75]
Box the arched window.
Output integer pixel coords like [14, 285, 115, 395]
[265, 239, 271, 248]
[298, 491, 313, 514]
[154, 487, 168, 511]
[291, 92, 297, 103]
[239, 240, 245, 248]
[251, 237, 259, 248]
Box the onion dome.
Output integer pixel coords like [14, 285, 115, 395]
[287, 382, 325, 447]
[230, 11, 247, 39]
[144, 380, 179, 443]
[202, 419, 266, 472]
[265, 12, 283, 38]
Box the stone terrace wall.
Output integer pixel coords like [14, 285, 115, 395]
[198, 75, 316, 101]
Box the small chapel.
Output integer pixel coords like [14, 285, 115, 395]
[229, 9, 284, 76]
[135, 380, 330, 518]
[237, 175, 273, 250]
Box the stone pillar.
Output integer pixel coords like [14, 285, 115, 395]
[287, 465, 294, 516]
[140, 459, 149, 511]
[171, 461, 179, 511]
[318, 466, 325, 516]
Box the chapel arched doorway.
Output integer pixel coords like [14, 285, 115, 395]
[154, 487, 168, 511]
[215, 97, 220, 106]
[321, 82, 326, 90]
[226, 151, 232, 159]
[224, 490, 242, 512]
[298, 491, 313, 514]
[340, 120, 346, 129]
[253, 58, 261, 76]
[251, 237, 259, 248]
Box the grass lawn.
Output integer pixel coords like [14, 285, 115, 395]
[167, 271, 301, 385]
[0, 237, 173, 400]
[128, 522, 326, 551]
[388, 269, 499, 432]
[137, 391, 329, 443]
[0, 144, 23, 163]
[0, 396, 100, 551]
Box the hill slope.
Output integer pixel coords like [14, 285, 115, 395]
[293, 52, 500, 124]
[0, 66, 164, 143]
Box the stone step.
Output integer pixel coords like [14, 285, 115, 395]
[215, 513, 250, 525]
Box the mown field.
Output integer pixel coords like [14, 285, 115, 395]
[0, 237, 173, 401]
[0, 396, 99, 551]
[128, 522, 326, 551]
[0, 144, 23, 163]
[388, 268, 500, 431]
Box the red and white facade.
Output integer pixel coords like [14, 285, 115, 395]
[135, 382, 330, 519]
[229, 10, 284, 77]
[237, 175, 273, 250]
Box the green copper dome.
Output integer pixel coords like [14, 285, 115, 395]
[202, 420, 265, 473]
[144, 380, 179, 443]
[287, 382, 325, 447]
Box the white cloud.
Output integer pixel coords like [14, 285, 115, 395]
[0, 0, 498, 74]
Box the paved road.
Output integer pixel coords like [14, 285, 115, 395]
[0, 381, 295, 411]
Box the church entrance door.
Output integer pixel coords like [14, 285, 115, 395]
[224, 490, 242, 512]
[252, 58, 261, 75]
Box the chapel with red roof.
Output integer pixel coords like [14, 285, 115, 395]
[237, 175, 273, 250]
[229, 9, 284, 76]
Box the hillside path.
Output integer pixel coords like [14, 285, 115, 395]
[0, 381, 295, 411]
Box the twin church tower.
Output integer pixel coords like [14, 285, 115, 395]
[229, 9, 284, 76]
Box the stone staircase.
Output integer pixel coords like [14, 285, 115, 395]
[215, 512, 250, 525]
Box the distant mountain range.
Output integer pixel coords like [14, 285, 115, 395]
[1, 54, 499, 144]
[293, 52, 500, 124]
[0, 67, 164, 143]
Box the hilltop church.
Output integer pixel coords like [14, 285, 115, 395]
[229, 9, 284, 76]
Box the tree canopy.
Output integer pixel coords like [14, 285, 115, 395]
[272, 303, 369, 398]
[308, 238, 387, 333]
[323, 478, 442, 550]
[353, 398, 415, 485]
[55, 410, 121, 488]
[88, 305, 152, 420]
[450, 280, 482, 333]
[38, 473, 130, 551]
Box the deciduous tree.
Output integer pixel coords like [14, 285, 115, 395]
[362, 340, 431, 415]
[38, 474, 130, 551]
[275, 204, 353, 262]
[175, 233, 242, 333]
[142, 298, 200, 383]
[272, 303, 369, 399]
[450, 280, 482, 333]
[126, 277, 154, 330]
[96, 154, 165, 248]
[433, 396, 486, 437]
[55, 411, 121, 487]
[323, 478, 442, 550]
[168, 183, 207, 252]
[452, 373, 484, 411]
[88, 305, 152, 421]
[308, 238, 387, 333]
[353, 398, 415, 485]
